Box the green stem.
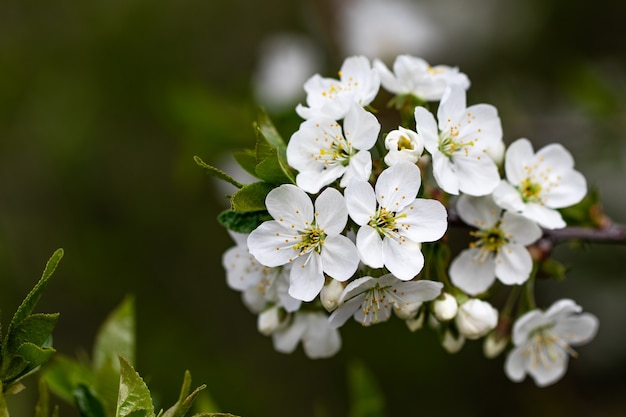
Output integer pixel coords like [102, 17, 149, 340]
[523, 262, 539, 311]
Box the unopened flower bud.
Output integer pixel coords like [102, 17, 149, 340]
[455, 299, 498, 340]
[433, 292, 458, 321]
[483, 331, 509, 359]
[384, 127, 424, 166]
[320, 279, 344, 312]
[405, 309, 425, 332]
[486, 140, 505, 166]
[442, 329, 465, 354]
[257, 305, 283, 336]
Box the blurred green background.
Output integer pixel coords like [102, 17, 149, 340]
[1, 0, 626, 416]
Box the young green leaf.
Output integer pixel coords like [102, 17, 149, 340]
[194, 156, 244, 189]
[217, 210, 270, 234]
[74, 384, 107, 417]
[116, 356, 155, 417]
[232, 149, 258, 178]
[160, 370, 206, 417]
[254, 109, 286, 157]
[230, 182, 274, 213]
[93, 296, 135, 374]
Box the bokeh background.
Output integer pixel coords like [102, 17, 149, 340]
[1, 0, 626, 416]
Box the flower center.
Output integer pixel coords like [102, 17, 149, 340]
[517, 178, 543, 203]
[398, 135, 414, 151]
[469, 223, 509, 263]
[368, 207, 406, 239]
[527, 325, 578, 369]
[293, 225, 326, 255]
[438, 129, 474, 159]
[318, 139, 353, 167]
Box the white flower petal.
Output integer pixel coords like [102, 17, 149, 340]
[504, 138, 535, 185]
[553, 314, 599, 345]
[247, 221, 300, 267]
[431, 151, 459, 195]
[342, 103, 380, 150]
[398, 198, 447, 243]
[340, 276, 378, 302]
[356, 225, 384, 268]
[321, 235, 360, 281]
[345, 180, 377, 225]
[500, 211, 542, 245]
[340, 150, 372, 188]
[504, 347, 528, 382]
[454, 154, 500, 196]
[328, 295, 364, 328]
[288, 252, 325, 301]
[222, 246, 264, 291]
[456, 194, 500, 229]
[510, 309, 546, 346]
[382, 236, 424, 280]
[543, 170, 587, 209]
[449, 248, 496, 295]
[375, 162, 421, 210]
[457, 103, 502, 148]
[301, 312, 342, 358]
[296, 167, 345, 194]
[437, 85, 466, 126]
[528, 349, 569, 387]
[272, 315, 307, 354]
[492, 180, 526, 212]
[314, 187, 348, 235]
[495, 243, 533, 285]
[523, 203, 565, 229]
[414, 107, 439, 154]
[265, 184, 313, 230]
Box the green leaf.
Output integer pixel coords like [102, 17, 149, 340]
[93, 296, 135, 373]
[232, 149, 258, 178]
[7, 313, 59, 351]
[74, 384, 107, 417]
[161, 371, 206, 417]
[347, 361, 386, 417]
[6, 249, 63, 336]
[116, 356, 155, 417]
[194, 156, 243, 189]
[254, 109, 286, 156]
[254, 154, 295, 185]
[42, 354, 95, 404]
[230, 182, 274, 212]
[217, 210, 271, 234]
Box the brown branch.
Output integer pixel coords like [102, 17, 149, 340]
[447, 209, 626, 245]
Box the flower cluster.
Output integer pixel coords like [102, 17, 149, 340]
[208, 54, 598, 386]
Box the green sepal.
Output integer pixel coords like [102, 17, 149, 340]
[116, 356, 155, 417]
[193, 156, 243, 189]
[230, 182, 274, 212]
[217, 210, 271, 234]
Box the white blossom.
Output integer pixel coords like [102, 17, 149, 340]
[296, 55, 380, 120]
[415, 85, 503, 196]
[505, 299, 598, 387]
[287, 103, 380, 193]
[247, 185, 359, 302]
[492, 138, 587, 229]
[374, 54, 470, 101]
[328, 274, 442, 328]
[272, 311, 341, 359]
[455, 299, 498, 340]
[345, 162, 447, 280]
[449, 194, 542, 295]
[320, 278, 345, 312]
[383, 126, 424, 166]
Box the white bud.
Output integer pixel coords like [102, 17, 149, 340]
[383, 127, 424, 166]
[257, 305, 283, 336]
[455, 299, 498, 340]
[442, 329, 465, 354]
[483, 332, 509, 359]
[432, 293, 458, 322]
[405, 309, 425, 332]
[320, 279, 345, 312]
[486, 140, 505, 166]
